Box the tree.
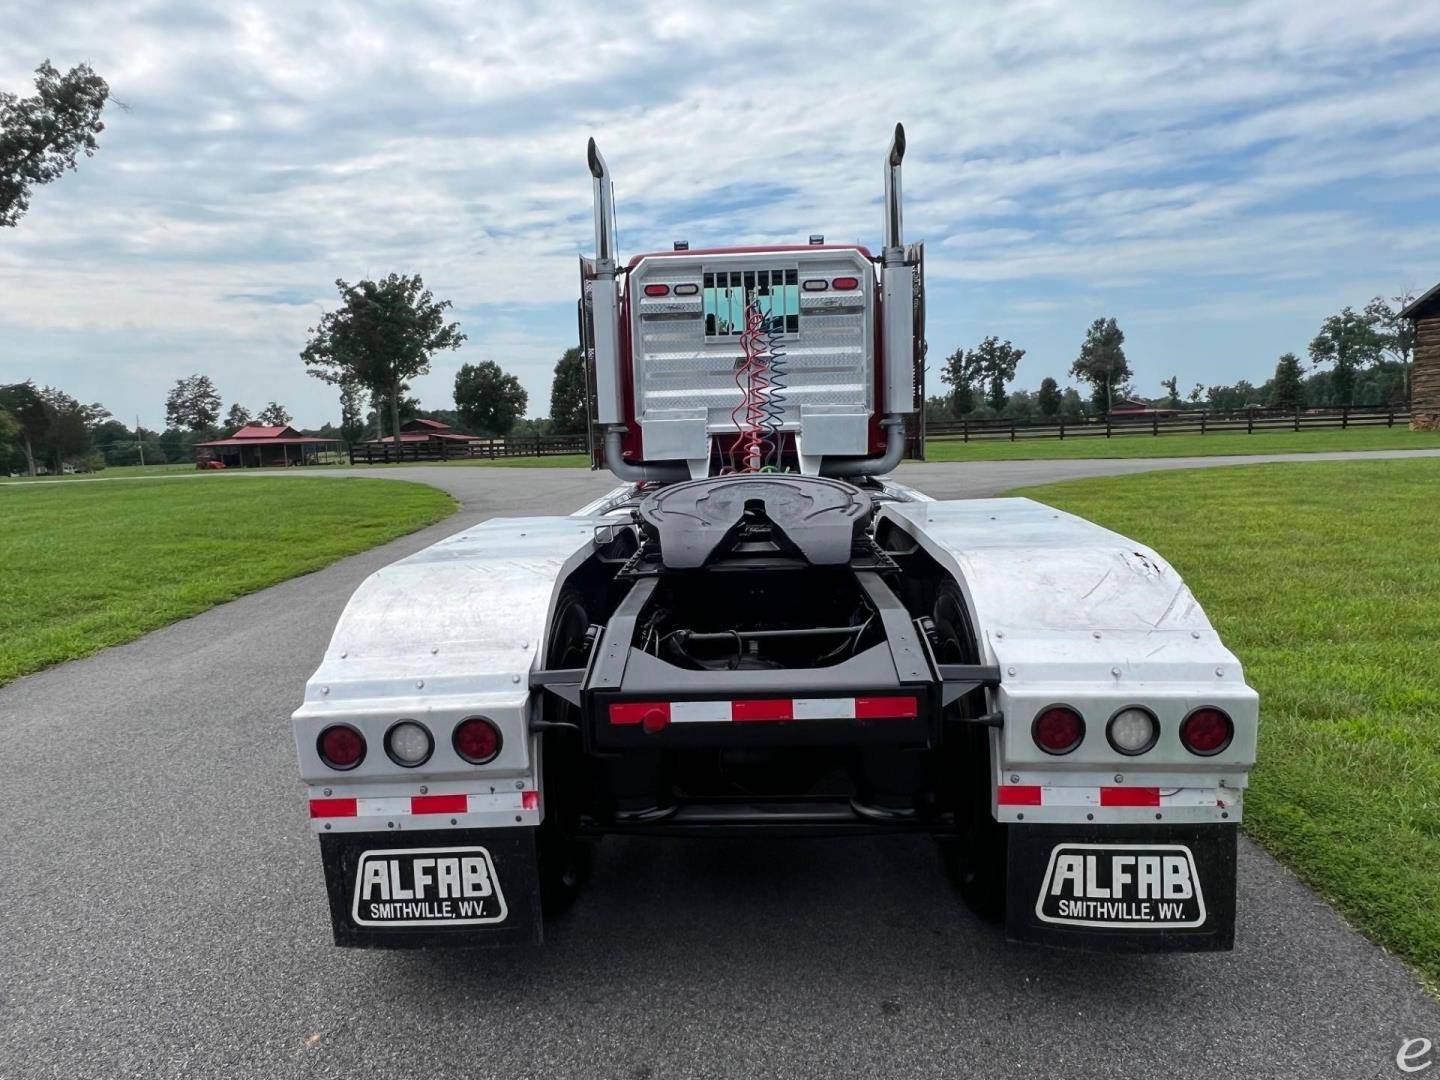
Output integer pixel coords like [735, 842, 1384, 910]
[165, 375, 221, 431]
[1268, 353, 1305, 410]
[1, 61, 109, 227]
[1002, 389, 1038, 419]
[224, 403, 251, 430]
[1058, 387, 1086, 421]
[36, 386, 102, 471]
[1037, 376, 1061, 417]
[1308, 305, 1383, 407]
[0, 403, 18, 471]
[367, 387, 418, 437]
[454, 360, 527, 435]
[256, 401, 291, 426]
[973, 337, 1025, 411]
[1070, 318, 1131, 413]
[0, 380, 48, 474]
[548, 348, 588, 435]
[339, 381, 366, 448]
[1366, 292, 1417, 403]
[1160, 376, 1180, 408]
[302, 274, 465, 446]
[938, 346, 978, 417]
[1205, 380, 1261, 413]
[1188, 383, 1205, 404]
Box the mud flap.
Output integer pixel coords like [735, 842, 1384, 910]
[320, 828, 543, 948]
[1005, 823, 1236, 952]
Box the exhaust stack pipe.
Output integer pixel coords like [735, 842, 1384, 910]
[883, 122, 905, 260]
[827, 122, 915, 479]
[588, 137, 617, 267]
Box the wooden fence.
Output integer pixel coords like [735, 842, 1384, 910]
[349, 434, 589, 464]
[926, 405, 1412, 444]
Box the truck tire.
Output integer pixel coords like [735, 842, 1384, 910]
[930, 582, 1008, 921]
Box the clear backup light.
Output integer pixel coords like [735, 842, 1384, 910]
[1107, 707, 1159, 755]
[385, 720, 433, 767]
[318, 724, 365, 770]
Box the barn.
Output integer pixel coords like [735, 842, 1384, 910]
[352, 418, 485, 462]
[1401, 285, 1440, 431]
[194, 425, 342, 468]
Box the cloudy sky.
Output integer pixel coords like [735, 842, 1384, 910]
[3, 0, 1438, 428]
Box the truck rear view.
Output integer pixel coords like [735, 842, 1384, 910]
[294, 125, 1256, 954]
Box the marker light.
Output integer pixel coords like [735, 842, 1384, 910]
[644, 283, 671, 297]
[385, 720, 433, 767]
[1107, 707, 1159, 756]
[318, 725, 365, 770]
[1032, 706, 1084, 755]
[453, 717, 502, 764]
[1180, 708, 1233, 756]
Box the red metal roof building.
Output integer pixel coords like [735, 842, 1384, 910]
[352, 418, 485, 462]
[194, 425, 342, 469]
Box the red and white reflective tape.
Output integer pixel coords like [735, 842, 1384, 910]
[309, 790, 539, 820]
[996, 786, 1228, 809]
[609, 696, 918, 728]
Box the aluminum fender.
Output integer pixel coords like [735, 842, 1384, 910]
[293, 515, 602, 788]
[879, 498, 1258, 813]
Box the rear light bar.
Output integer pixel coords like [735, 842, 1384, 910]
[608, 695, 919, 730]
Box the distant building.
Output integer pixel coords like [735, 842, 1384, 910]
[1108, 397, 1179, 418]
[1401, 284, 1440, 431]
[353, 418, 484, 461]
[194, 425, 341, 468]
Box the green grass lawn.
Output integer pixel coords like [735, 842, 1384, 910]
[927, 425, 1440, 461]
[0, 477, 456, 685]
[0, 462, 196, 483]
[1010, 459, 1440, 989]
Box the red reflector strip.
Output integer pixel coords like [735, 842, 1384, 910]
[1100, 787, 1160, 807]
[997, 786, 1043, 806]
[732, 698, 794, 723]
[522, 790, 539, 810]
[610, 701, 670, 726]
[308, 797, 357, 818]
[854, 696, 918, 719]
[411, 794, 467, 815]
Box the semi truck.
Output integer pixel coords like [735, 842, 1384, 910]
[294, 125, 1256, 952]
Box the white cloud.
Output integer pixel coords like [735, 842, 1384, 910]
[1, 0, 1438, 426]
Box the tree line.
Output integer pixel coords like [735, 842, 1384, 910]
[934, 292, 1417, 423]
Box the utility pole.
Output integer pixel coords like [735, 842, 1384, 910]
[136, 415, 145, 465]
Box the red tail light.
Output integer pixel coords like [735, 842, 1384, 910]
[643, 283, 671, 297]
[1032, 706, 1084, 755]
[318, 725, 365, 770]
[453, 716, 502, 764]
[1180, 708, 1233, 756]
[831, 276, 859, 290]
